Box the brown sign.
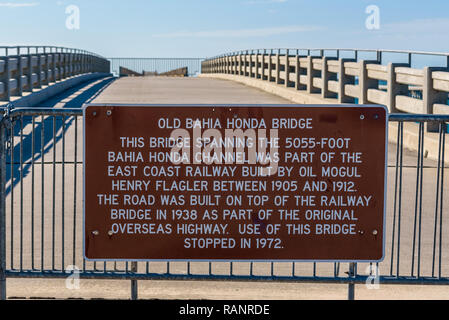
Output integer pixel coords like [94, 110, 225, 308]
[84, 104, 387, 262]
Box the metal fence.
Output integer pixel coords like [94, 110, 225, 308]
[108, 58, 204, 77]
[0, 107, 448, 300]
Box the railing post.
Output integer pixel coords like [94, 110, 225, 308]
[238, 52, 243, 76]
[268, 50, 273, 82]
[225, 56, 228, 75]
[0, 56, 10, 102]
[5, 57, 10, 102]
[424, 67, 448, 132]
[295, 51, 301, 90]
[255, 50, 259, 79]
[348, 263, 356, 300]
[285, 49, 290, 87]
[131, 262, 138, 300]
[275, 49, 280, 84]
[244, 51, 248, 77]
[68, 50, 73, 77]
[338, 58, 355, 104]
[249, 51, 253, 78]
[359, 60, 378, 104]
[262, 49, 267, 81]
[321, 57, 337, 99]
[43, 48, 49, 86]
[387, 63, 406, 113]
[321, 56, 328, 98]
[26, 50, 33, 93]
[37, 49, 43, 88]
[17, 47, 24, 97]
[306, 56, 320, 94]
[0, 115, 7, 300]
[49, 49, 55, 83]
[61, 52, 66, 80]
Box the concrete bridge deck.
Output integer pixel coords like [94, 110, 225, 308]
[4, 76, 449, 300]
[92, 76, 291, 104]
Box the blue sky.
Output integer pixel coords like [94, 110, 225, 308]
[0, 0, 448, 58]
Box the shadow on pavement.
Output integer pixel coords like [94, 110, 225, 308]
[6, 76, 116, 196]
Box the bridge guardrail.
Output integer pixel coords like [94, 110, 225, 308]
[0, 46, 110, 103]
[202, 49, 449, 121]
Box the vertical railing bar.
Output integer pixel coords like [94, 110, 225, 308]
[31, 116, 35, 271]
[52, 116, 56, 271]
[396, 122, 404, 277]
[73, 116, 77, 266]
[411, 122, 423, 277]
[417, 123, 425, 278]
[19, 115, 23, 272]
[9, 121, 14, 271]
[390, 121, 402, 275]
[62, 115, 65, 271]
[0, 119, 7, 300]
[431, 124, 443, 277]
[438, 122, 445, 278]
[313, 262, 316, 277]
[40, 115, 44, 271]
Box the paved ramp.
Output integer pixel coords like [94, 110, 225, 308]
[92, 77, 291, 104]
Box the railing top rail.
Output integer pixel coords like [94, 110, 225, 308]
[0, 107, 83, 117]
[389, 114, 449, 122]
[0, 107, 447, 122]
[0, 45, 106, 58]
[206, 48, 449, 60]
[108, 57, 205, 60]
[239, 48, 449, 56]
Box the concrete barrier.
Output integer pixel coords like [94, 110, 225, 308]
[200, 72, 449, 164]
[202, 49, 449, 118]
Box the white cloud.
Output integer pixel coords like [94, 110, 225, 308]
[0, 2, 39, 7]
[381, 18, 449, 35]
[153, 25, 322, 39]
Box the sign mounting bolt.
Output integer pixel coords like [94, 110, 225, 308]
[360, 115, 365, 120]
[107, 110, 112, 116]
[92, 230, 99, 236]
[373, 230, 378, 236]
